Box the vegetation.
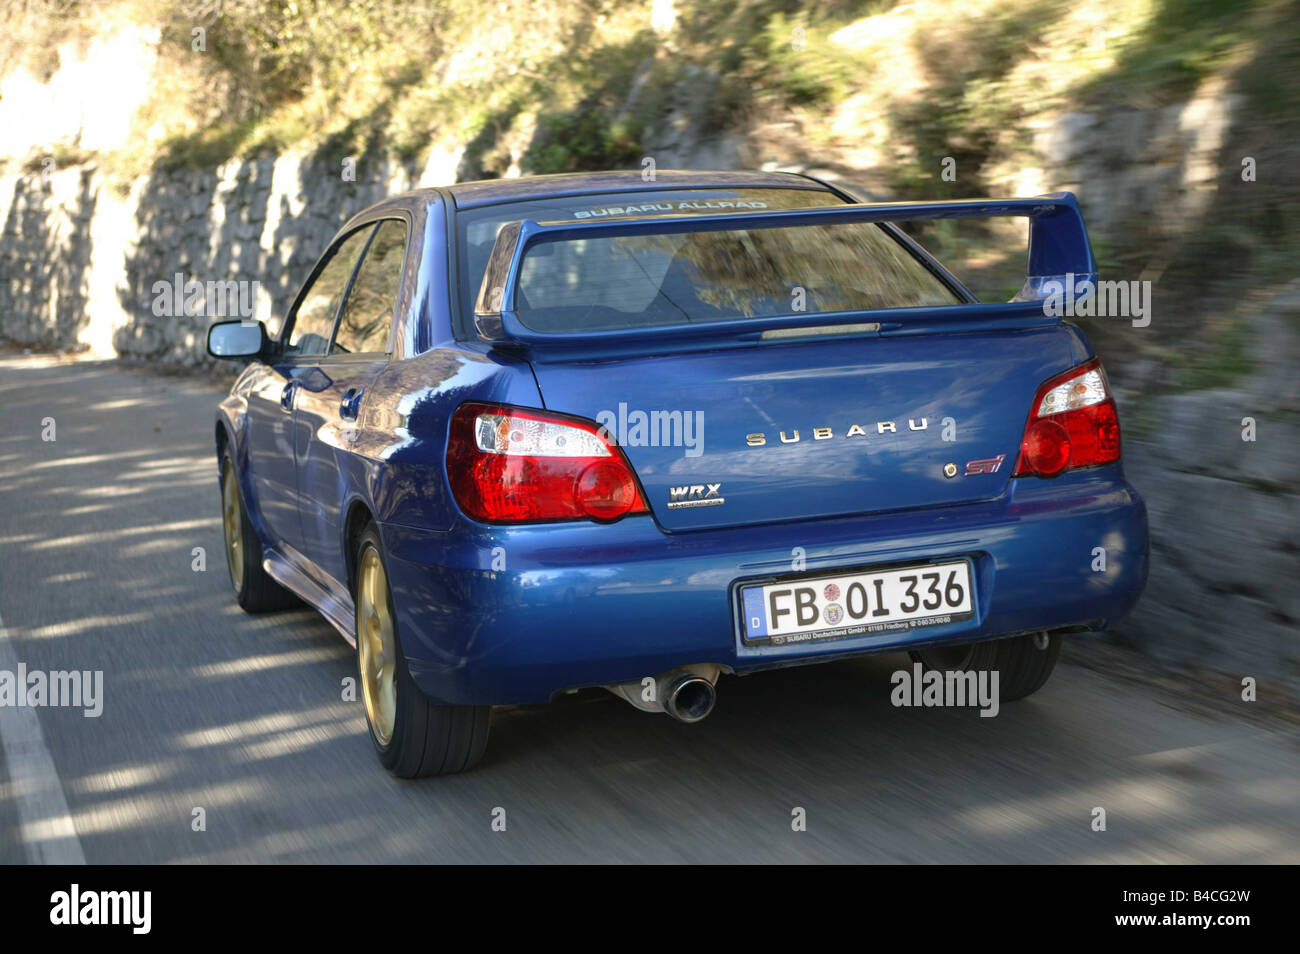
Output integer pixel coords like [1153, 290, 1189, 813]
[4, 0, 1286, 181]
[2, 0, 1296, 392]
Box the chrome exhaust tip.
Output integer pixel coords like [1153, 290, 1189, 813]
[662, 674, 716, 724]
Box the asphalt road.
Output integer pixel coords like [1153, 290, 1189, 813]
[0, 353, 1295, 864]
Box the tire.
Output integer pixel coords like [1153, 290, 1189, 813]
[219, 450, 298, 612]
[910, 631, 1061, 702]
[353, 524, 490, 777]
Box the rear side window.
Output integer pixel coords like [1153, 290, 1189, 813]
[333, 219, 408, 354]
[455, 188, 960, 334]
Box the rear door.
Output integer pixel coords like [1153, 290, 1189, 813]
[245, 226, 370, 552]
[293, 218, 409, 583]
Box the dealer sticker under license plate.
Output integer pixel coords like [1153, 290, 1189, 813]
[740, 560, 974, 646]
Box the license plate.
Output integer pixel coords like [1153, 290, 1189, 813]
[740, 560, 974, 646]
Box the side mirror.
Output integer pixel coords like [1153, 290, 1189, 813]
[207, 320, 273, 360]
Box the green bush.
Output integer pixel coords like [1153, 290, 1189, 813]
[523, 110, 643, 174]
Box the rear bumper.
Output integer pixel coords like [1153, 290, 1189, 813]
[381, 466, 1148, 705]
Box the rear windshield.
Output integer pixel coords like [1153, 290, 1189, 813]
[455, 188, 960, 334]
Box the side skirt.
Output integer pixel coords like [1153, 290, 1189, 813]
[263, 548, 357, 646]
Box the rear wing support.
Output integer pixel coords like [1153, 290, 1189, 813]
[473, 192, 1096, 345]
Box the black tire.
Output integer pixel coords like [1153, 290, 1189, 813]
[219, 450, 298, 613]
[910, 631, 1061, 702]
[354, 524, 490, 778]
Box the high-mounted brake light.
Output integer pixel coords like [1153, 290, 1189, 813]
[447, 403, 649, 523]
[1013, 359, 1121, 477]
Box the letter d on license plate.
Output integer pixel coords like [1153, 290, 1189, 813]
[740, 560, 974, 646]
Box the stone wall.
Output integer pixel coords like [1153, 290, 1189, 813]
[1025, 86, 1297, 692]
[1119, 289, 1299, 692]
[0, 166, 99, 352]
[0, 154, 419, 363]
[0, 79, 1243, 363]
[1030, 77, 1240, 249]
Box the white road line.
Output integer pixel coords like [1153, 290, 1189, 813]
[0, 610, 86, 864]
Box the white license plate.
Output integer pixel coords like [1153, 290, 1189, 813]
[740, 560, 974, 646]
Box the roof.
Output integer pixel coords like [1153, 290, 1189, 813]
[443, 170, 833, 208]
[339, 170, 843, 244]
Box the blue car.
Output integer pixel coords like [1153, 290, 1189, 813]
[208, 170, 1149, 777]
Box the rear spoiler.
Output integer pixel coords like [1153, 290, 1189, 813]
[472, 192, 1096, 346]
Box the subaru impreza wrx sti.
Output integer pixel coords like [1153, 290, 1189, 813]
[208, 170, 1149, 777]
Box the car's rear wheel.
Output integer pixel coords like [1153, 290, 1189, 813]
[910, 631, 1061, 701]
[354, 524, 490, 777]
[220, 451, 297, 612]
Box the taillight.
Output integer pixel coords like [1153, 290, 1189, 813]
[446, 403, 649, 523]
[1013, 359, 1121, 477]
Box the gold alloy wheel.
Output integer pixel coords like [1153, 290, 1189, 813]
[221, 460, 244, 590]
[357, 546, 398, 745]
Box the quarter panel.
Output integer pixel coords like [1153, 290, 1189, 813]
[341, 346, 545, 534]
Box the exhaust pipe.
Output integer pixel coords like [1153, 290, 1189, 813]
[603, 664, 721, 722]
[661, 673, 716, 724]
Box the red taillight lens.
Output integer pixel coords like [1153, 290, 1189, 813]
[447, 403, 649, 523]
[1013, 359, 1121, 477]
[1021, 419, 1071, 476]
[576, 460, 640, 520]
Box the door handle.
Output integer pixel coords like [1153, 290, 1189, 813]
[339, 387, 363, 421]
[279, 380, 297, 412]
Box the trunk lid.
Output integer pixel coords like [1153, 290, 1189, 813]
[530, 326, 1075, 531]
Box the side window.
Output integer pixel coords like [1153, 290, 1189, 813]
[286, 226, 374, 356]
[332, 219, 409, 355]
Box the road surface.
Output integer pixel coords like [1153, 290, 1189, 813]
[0, 353, 1295, 863]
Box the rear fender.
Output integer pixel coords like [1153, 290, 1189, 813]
[355, 347, 544, 533]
